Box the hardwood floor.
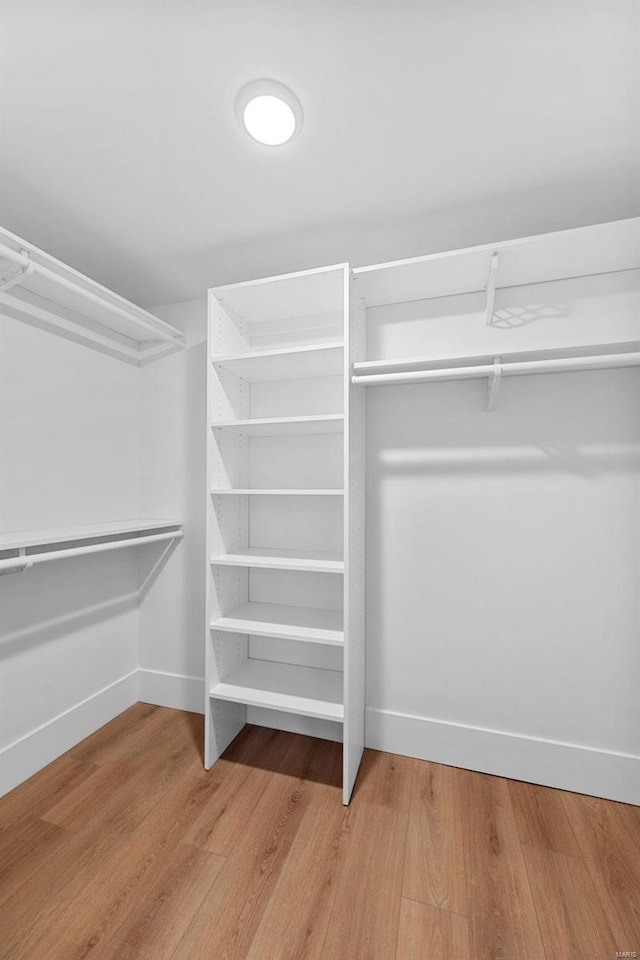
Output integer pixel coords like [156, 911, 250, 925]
[0, 705, 638, 959]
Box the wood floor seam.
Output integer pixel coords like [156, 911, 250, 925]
[399, 892, 470, 921]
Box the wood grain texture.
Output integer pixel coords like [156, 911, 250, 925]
[352, 746, 414, 812]
[319, 798, 408, 960]
[464, 772, 547, 960]
[403, 759, 470, 916]
[0, 705, 637, 960]
[0, 816, 70, 907]
[246, 762, 346, 960]
[508, 778, 581, 858]
[181, 725, 292, 857]
[171, 733, 340, 960]
[560, 792, 640, 946]
[23, 775, 226, 960]
[69, 701, 164, 767]
[520, 843, 619, 958]
[93, 843, 226, 960]
[0, 754, 99, 829]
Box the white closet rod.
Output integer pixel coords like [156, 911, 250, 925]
[351, 351, 640, 386]
[0, 242, 183, 345]
[0, 530, 183, 574]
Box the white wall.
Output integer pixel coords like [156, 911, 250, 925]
[136, 299, 207, 710]
[363, 272, 640, 804]
[139, 262, 640, 805]
[0, 319, 141, 793]
[365, 370, 639, 801]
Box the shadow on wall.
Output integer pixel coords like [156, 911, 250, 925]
[0, 539, 178, 660]
[369, 367, 640, 479]
[364, 365, 640, 748]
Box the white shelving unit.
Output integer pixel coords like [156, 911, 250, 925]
[0, 225, 185, 363]
[206, 264, 365, 804]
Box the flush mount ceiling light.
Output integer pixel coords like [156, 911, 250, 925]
[236, 80, 303, 146]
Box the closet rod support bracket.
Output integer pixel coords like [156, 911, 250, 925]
[486, 356, 502, 412]
[484, 252, 499, 326]
[0, 250, 35, 295]
[0, 548, 33, 576]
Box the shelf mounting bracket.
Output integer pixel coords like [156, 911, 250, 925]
[486, 356, 502, 412]
[484, 252, 499, 325]
[0, 251, 35, 295]
[0, 548, 33, 576]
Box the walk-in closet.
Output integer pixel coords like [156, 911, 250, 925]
[1, 1, 638, 957]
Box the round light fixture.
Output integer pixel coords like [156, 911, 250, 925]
[236, 80, 303, 146]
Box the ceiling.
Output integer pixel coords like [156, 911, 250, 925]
[1, 0, 638, 307]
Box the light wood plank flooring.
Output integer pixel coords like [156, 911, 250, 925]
[0, 704, 638, 959]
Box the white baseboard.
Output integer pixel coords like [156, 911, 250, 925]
[5, 671, 636, 806]
[136, 674, 640, 804]
[365, 707, 640, 806]
[138, 668, 204, 714]
[0, 670, 138, 798]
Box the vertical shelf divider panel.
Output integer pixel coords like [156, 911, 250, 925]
[205, 264, 365, 802]
[343, 271, 367, 803]
[205, 293, 249, 765]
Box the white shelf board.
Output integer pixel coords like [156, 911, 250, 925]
[0, 518, 182, 552]
[354, 218, 640, 308]
[210, 547, 344, 574]
[212, 342, 343, 381]
[210, 414, 344, 436]
[210, 659, 344, 722]
[210, 488, 344, 496]
[211, 601, 344, 645]
[0, 226, 185, 361]
[212, 264, 347, 324]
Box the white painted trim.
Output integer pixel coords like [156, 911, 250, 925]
[138, 668, 204, 714]
[4, 672, 636, 805]
[365, 707, 640, 806]
[114, 671, 640, 805]
[0, 670, 138, 798]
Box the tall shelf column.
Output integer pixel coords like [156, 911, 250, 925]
[205, 264, 365, 803]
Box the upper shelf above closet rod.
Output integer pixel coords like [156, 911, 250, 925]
[353, 218, 640, 308]
[0, 226, 185, 364]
